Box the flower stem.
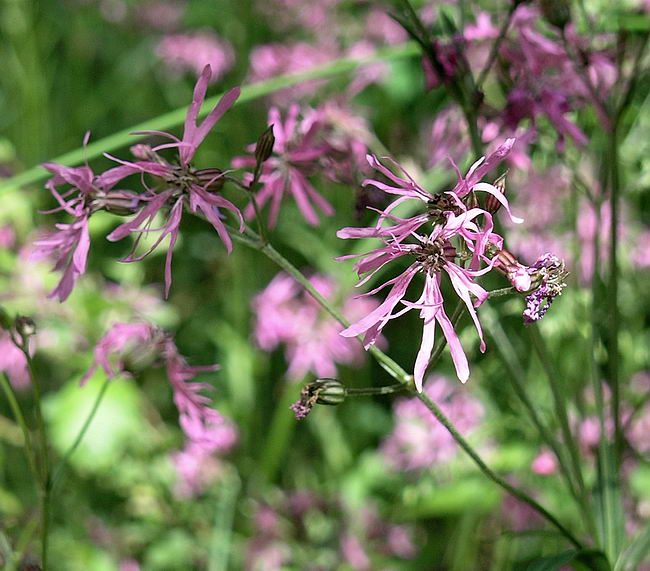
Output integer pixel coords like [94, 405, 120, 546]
[0, 372, 39, 490]
[20, 348, 50, 570]
[345, 383, 408, 397]
[50, 377, 111, 494]
[416, 390, 583, 549]
[476, 1, 517, 89]
[232, 223, 582, 549]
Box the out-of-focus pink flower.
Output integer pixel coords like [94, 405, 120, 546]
[341, 534, 370, 571]
[531, 448, 558, 475]
[252, 272, 383, 380]
[118, 559, 141, 571]
[381, 375, 484, 471]
[0, 224, 15, 249]
[258, 0, 340, 33]
[157, 32, 234, 81]
[365, 8, 408, 45]
[136, 1, 184, 31]
[82, 322, 237, 495]
[0, 332, 30, 390]
[233, 105, 334, 228]
[464, 11, 499, 41]
[631, 229, 650, 269]
[172, 442, 224, 498]
[100, 65, 243, 296]
[248, 42, 337, 102]
[81, 322, 159, 384]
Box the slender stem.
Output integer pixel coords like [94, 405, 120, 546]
[417, 391, 583, 549]
[233, 223, 581, 548]
[50, 377, 111, 493]
[476, 2, 517, 89]
[20, 348, 50, 570]
[0, 372, 39, 489]
[345, 383, 408, 397]
[0, 42, 420, 193]
[528, 326, 588, 501]
[607, 124, 621, 459]
[484, 306, 596, 537]
[247, 164, 269, 244]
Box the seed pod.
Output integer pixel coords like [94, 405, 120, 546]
[15, 316, 36, 339]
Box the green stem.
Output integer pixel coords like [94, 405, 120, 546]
[234, 224, 581, 549]
[345, 383, 408, 397]
[417, 390, 583, 549]
[484, 306, 596, 537]
[528, 326, 588, 501]
[476, 1, 517, 89]
[50, 377, 111, 493]
[21, 349, 50, 570]
[607, 124, 621, 459]
[0, 373, 39, 490]
[0, 42, 420, 193]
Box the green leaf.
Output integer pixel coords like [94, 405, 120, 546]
[526, 550, 577, 571]
[615, 523, 650, 570]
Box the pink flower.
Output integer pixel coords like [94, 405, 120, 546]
[0, 332, 30, 390]
[381, 375, 484, 470]
[252, 272, 383, 380]
[157, 31, 234, 81]
[233, 105, 334, 228]
[338, 143, 520, 389]
[247, 42, 337, 103]
[531, 448, 558, 475]
[100, 65, 243, 296]
[31, 163, 96, 301]
[82, 322, 237, 457]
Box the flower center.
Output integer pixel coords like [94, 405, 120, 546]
[414, 237, 456, 273]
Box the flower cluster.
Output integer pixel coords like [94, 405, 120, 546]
[34, 65, 243, 300]
[337, 139, 529, 390]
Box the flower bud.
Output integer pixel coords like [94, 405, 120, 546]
[15, 316, 36, 339]
[195, 168, 225, 192]
[312, 378, 346, 406]
[485, 173, 506, 214]
[92, 191, 142, 216]
[255, 124, 276, 164]
[539, 0, 571, 30]
[289, 378, 347, 420]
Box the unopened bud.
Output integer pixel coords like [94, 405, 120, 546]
[539, 0, 571, 30]
[15, 316, 36, 339]
[195, 168, 225, 192]
[92, 191, 142, 216]
[255, 124, 275, 164]
[485, 173, 507, 214]
[289, 378, 347, 420]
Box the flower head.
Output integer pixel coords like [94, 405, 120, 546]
[98, 65, 243, 296]
[338, 143, 519, 389]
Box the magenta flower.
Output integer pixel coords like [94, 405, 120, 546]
[99, 65, 243, 296]
[31, 163, 96, 301]
[82, 322, 237, 456]
[338, 144, 520, 389]
[252, 272, 383, 380]
[232, 105, 334, 228]
[157, 31, 234, 81]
